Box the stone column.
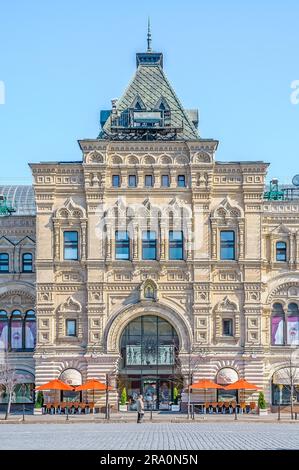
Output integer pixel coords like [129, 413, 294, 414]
[238, 221, 245, 260]
[170, 170, 177, 188]
[210, 221, 217, 260]
[81, 221, 87, 260]
[133, 224, 139, 261]
[53, 220, 60, 261]
[106, 222, 112, 261]
[160, 222, 167, 260]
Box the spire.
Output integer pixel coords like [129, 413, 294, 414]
[147, 17, 152, 52]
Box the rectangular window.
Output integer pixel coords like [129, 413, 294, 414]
[276, 241, 287, 261]
[0, 253, 9, 273]
[145, 175, 153, 187]
[220, 231, 235, 260]
[223, 319, 233, 336]
[64, 231, 79, 260]
[169, 231, 183, 260]
[115, 231, 130, 260]
[178, 175, 186, 187]
[22, 253, 33, 272]
[142, 231, 157, 260]
[128, 175, 137, 187]
[66, 319, 77, 337]
[161, 175, 170, 187]
[112, 175, 120, 187]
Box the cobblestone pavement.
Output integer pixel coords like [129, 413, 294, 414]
[0, 422, 298, 450]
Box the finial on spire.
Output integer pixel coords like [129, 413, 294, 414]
[147, 17, 152, 52]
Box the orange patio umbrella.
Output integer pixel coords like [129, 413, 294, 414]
[189, 379, 224, 406]
[224, 378, 258, 403]
[35, 379, 74, 391]
[189, 379, 224, 390]
[75, 379, 113, 404]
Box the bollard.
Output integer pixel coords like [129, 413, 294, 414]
[234, 406, 238, 420]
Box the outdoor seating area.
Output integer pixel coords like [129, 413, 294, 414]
[190, 401, 257, 414]
[42, 402, 95, 414]
[36, 378, 113, 416]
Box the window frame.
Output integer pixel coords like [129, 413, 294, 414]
[276, 241, 287, 262]
[0, 253, 9, 273]
[112, 174, 120, 188]
[169, 230, 184, 260]
[22, 252, 33, 273]
[63, 230, 79, 261]
[177, 175, 186, 188]
[142, 230, 157, 260]
[144, 175, 153, 187]
[222, 318, 233, 337]
[161, 175, 170, 187]
[128, 175, 137, 188]
[66, 319, 77, 337]
[220, 230, 236, 260]
[115, 230, 130, 260]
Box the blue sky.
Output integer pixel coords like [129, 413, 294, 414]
[0, 0, 298, 184]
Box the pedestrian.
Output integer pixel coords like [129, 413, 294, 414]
[136, 394, 144, 423]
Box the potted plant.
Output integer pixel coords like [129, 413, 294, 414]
[171, 387, 180, 412]
[34, 391, 44, 414]
[258, 391, 268, 415]
[119, 387, 128, 412]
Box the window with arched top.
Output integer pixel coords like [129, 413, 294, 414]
[0, 253, 9, 273]
[276, 241, 287, 262]
[271, 302, 299, 346]
[287, 303, 299, 345]
[0, 310, 8, 350]
[22, 253, 33, 272]
[11, 310, 23, 349]
[25, 310, 36, 349]
[144, 285, 155, 300]
[271, 303, 285, 345]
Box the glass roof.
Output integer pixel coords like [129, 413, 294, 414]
[0, 185, 35, 215]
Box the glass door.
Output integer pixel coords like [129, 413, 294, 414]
[143, 379, 157, 410]
[159, 380, 171, 410]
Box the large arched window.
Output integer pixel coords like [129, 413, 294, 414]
[120, 316, 179, 367]
[287, 303, 299, 345]
[271, 303, 285, 345]
[0, 310, 8, 350]
[271, 302, 299, 346]
[11, 310, 23, 349]
[25, 310, 36, 349]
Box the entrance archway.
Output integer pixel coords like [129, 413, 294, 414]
[118, 315, 181, 410]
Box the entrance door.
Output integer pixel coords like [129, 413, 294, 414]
[159, 380, 171, 410]
[143, 379, 157, 410]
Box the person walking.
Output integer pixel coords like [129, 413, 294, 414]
[136, 394, 144, 423]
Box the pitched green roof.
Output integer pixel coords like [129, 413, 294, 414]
[100, 52, 199, 141]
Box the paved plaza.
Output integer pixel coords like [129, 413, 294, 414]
[0, 422, 298, 450]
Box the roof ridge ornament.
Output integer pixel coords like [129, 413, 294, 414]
[147, 17, 152, 52]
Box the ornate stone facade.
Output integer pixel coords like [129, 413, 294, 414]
[1, 42, 298, 409]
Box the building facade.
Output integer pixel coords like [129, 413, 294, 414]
[1, 41, 298, 410]
[0, 186, 36, 408]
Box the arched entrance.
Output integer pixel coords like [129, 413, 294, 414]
[216, 367, 239, 402]
[272, 367, 299, 405]
[118, 315, 180, 410]
[59, 369, 82, 403]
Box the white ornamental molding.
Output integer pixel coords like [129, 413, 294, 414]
[59, 296, 82, 313]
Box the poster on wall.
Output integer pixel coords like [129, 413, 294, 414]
[126, 345, 174, 365]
